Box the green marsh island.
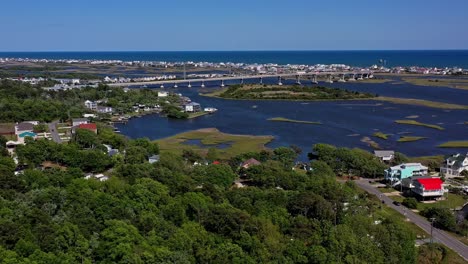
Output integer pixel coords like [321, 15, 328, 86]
[267, 117, 322, 125]
[203, 84, 376, 100]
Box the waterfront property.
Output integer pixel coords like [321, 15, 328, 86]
[184, 102, 202, 113]
[411, 177, 445, 199]
[440, 153, 468, 177]
[384, 163, 428, 182]
[374, 150, 394, 162]
[77, 123, 98, 134]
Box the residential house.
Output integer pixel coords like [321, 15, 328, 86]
[411, 177, 445, 198]
[85, 173, 109, 181]
[103, 144, 119, 156]
[15, 122, 34, 136]
[241, 158, 261, 169]
[384, 163, 428, 182]
[97, 106, 113, 114]
[148, 155, 160, 164]
[440, 153, 468, 177]
[184, 102, 201, 113]
[77, 123, 98, 134]
[374, 150, 395, 163]
[84, 100, 98, 110]
[72, 118, 89, 127]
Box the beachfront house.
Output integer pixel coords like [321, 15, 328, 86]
[374, 150, 395, 163]
[440, 153, 468, 178]
[384, 163, 428, 182]
[72, 118, 89, 127]
[184, 102, 201, 113]
[411, 177, 445, 199]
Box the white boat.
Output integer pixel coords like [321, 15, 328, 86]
[204, 107, 218, 113]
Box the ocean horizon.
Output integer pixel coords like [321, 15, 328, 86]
[1, 50, 468, 68]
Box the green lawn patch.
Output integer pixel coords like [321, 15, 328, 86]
[402, 77, 468, 90]
[267, 117, 322, 125]
[417, 193, 467, 211]
[395, 120, 444, 130]
[373, 97, 468, 109]
[155, 128, 274, 159]
[398, 136, 427, 142]
[373, 132, 389, 140]
[438, 141, 468, 148]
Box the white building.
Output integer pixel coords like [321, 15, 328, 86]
[84, 100, 98, 110]
[440, 153, 468, 177]
[374, 150, 395, 162]
[72, 118, 89, 127]
[158, 91, 168, 97]
[411, 177, 445, 198]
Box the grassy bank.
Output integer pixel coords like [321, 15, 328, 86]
[373, 97, 468, 110]
[438, 141, 468, 148]
[398, 136, 427, 142]
[373, 132, 389, 140]
[402, 77, 468, 90]
[187, 112, 210, 119]
[395, 120, 445, 130]
[156, 128, 274, 158]
[267, 117, 322, 125]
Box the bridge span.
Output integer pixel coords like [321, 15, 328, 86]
[107, 71, 374, 88]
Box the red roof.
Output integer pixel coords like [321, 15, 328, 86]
[212, 161, 220, 165]
[78, 123, 97, 131]
[416, 178, 443, 190]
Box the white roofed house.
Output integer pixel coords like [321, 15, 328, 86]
[374, 150, 395, 163]
[72, 118, 89, 127]
[440, 153, 468, 178]
[97, 106, 113, 114]
[184, 102, 201, 113]
[84, 100, 98, 110]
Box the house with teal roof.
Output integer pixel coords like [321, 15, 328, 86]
[384, 163, 428, 182]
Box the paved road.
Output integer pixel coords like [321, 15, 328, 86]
[48, 121, 62, 144]
[355, 179, 468, 261]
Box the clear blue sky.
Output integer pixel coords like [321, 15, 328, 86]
[1, 0, 467, 51]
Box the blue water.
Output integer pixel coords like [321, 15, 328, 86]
[117, 78, 468, 160]
[1, 50, 468, 68]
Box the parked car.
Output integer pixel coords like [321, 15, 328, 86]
[393, 201, 401, 206]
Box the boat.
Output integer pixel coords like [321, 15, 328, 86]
[204, 107, 218, 113]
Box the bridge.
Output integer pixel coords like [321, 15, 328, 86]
[107, 71, 374, 88]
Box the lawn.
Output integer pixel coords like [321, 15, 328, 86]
[398, 136, 427, 142]
[267, 117, 322, 125]
[395, 119, 445, 130]
[373, 97, 468, 110]
[416, 193, 467, 211]
[438, 141, 468, 148]
[156, 128, 274, 159]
